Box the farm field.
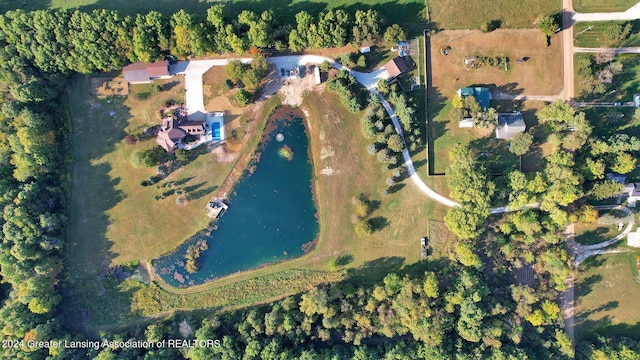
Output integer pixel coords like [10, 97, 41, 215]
[428, 0, 559, 30]
[573, 20, 640, 48]
[1, 0, 425, 24]
[573, 0, 638, 13]
[575, 251, 640, 340]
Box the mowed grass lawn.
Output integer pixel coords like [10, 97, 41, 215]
[574, 219, 623, 246]
[573, 0, 638, 12]
[428, 0, 559, 29]
[4, 0, 425, 24]
[66, 76, 239, 280]
[574, 20, 640, 48]
[576, 251, 640, 340]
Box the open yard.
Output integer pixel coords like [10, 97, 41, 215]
[3, 0, 425, 24]
[427, 0, 559, 30]
[66, 74, 252, 282]
[427, 30, 560, 176]
[573, 20, 640, 48]
[429, 30, 563, 98]
[574, 209, 628, 245]
[573, 0, 638, 13]
[576, 251, 640, 340]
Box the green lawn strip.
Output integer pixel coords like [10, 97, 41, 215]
[576, 251, 640, 340]
[428, 0, 559, 30]
[574, 222, 622, 245]
[574, 21, 640, 48]
[5, 0, 425, 24]
[573, 0, 638, 13]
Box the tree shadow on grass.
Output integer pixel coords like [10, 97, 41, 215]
[576, 273, 603, 298]
[575, 227, 610, 245]
[345, 256, 405, 285]
[370, 216, 389, 232]
[188, 186, 219, 201]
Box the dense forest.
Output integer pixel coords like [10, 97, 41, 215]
[0, 4, 636, 359]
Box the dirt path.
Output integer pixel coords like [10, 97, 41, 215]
[562, 0, 576, 100]
[560, 223, 576, 350]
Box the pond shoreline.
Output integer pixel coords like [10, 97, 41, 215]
[152, 105, 320, 287]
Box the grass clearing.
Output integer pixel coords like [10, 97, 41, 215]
[573, 21, 640, 48]
[573, 0, 638, 13]
[3, 0, 425, 24]
[576, 251, 640, 340]
[428, 0, 559, 30]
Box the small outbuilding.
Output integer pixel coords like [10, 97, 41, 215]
[628, 227, 640, 247]
[496, 111, 526, 139]
[123, 60, 170, 84]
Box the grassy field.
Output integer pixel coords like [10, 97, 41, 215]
[576, 251, 640, 340]
[2, 0, 425, 24]
[427, 0, 559, 30]
[573, 0, 638, 13]
[573, 21, 640, 48]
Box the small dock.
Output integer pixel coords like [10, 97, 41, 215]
[206, 198, 228, 219]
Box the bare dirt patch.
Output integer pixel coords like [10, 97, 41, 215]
[430, 30, 563, 97]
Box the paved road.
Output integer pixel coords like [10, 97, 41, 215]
[562, 0, 576, 100]
[574, 2, 640, 21]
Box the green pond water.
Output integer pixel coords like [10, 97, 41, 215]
[154, 116, 318, 287]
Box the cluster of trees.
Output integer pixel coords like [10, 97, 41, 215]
[0, 49, 70, 360]
[185, 240, 209, 274]
[449, 94, 498, 129]
[326, 69, 368, 112]
[576, 51, 625, 98]
[360, 99, 406, 195]
[352, 194, 376, 237]
[84, 262, 573, 359]
[444, 144, 495, 240]
[225, 55, 271, 105]
[0, 6, 405, 77]
[379, 82, 424, 152]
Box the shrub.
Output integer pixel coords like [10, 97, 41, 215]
[367, 143, 378, 155]
[130, 151, 145, 168]
[386, 177, 396, 186]
[223, 79, 234, 89]
[387, 134, 404, 152]
[377, 148, 391, 163]
[355, 219, 373, 237]
[235, 89, 252, 106]
[363, 125, 377, 139]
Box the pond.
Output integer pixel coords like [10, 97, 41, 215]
[153, 112, 318, 287]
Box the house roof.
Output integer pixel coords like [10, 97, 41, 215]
[457, 87, 491, 109]
[146, 60, 169, 77]
[496, 111, 526, 139]
[156, 118, 186, 152]
[123, 62, 150, 83]
[384, 57, 410, 78]
[122, 60, 169, 83]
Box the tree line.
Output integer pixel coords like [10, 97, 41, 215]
[0, 6, 405, 76]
